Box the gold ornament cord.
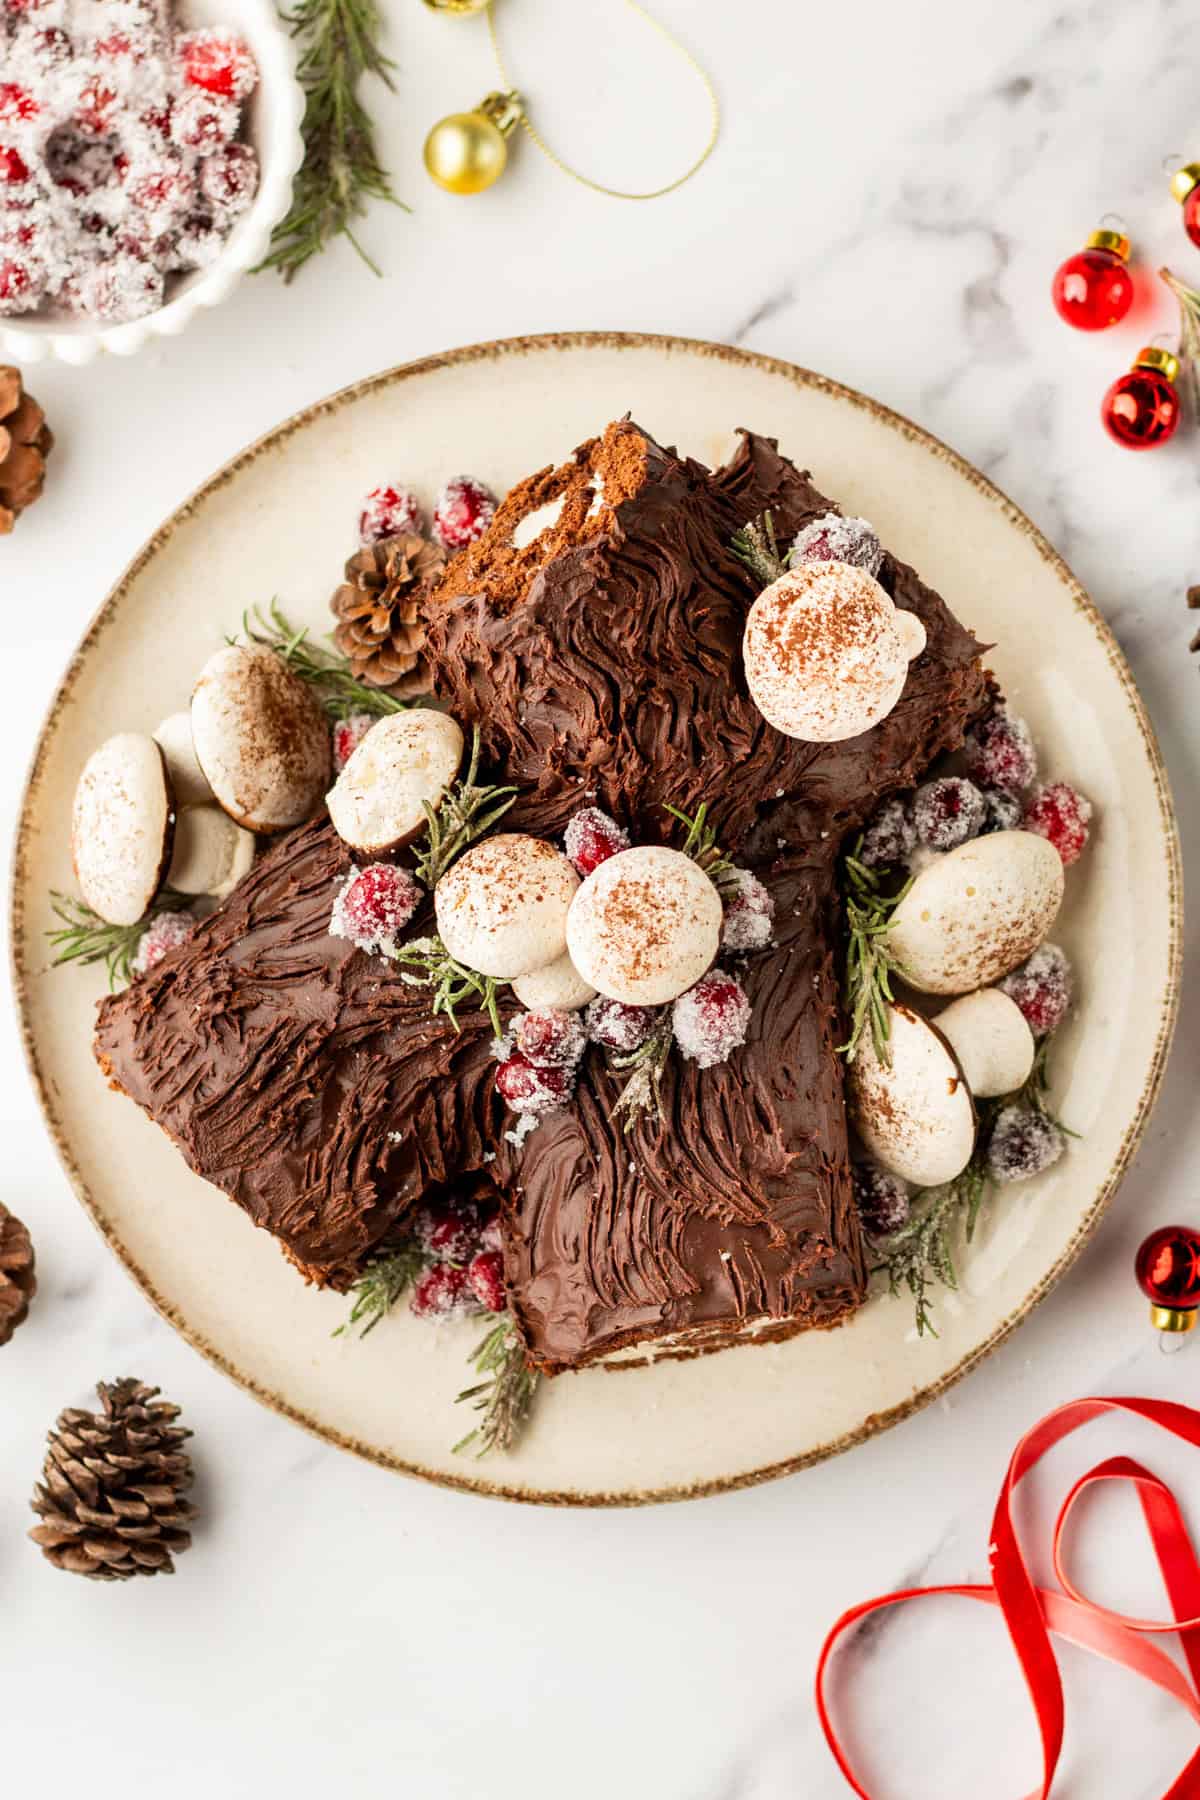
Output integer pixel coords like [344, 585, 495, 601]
[485, 0, 720, 199]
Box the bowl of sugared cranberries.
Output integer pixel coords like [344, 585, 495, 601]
[0, 0, 304, 364]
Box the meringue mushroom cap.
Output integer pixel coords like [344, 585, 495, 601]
[566, 844, 724, 1006]
[71, 733, 175, 927]
[511, 950, 597, 1012]
[167, 805, 256, 899]
[436, 833, 580, 980]
[742, 562, 923, 743]
[192, 644, 331, 834]
[889, 830, 1065, 995]
[934, 988, 1035, 1100]
[849, 1003, 976, 1188]
[327, 710, 464, 855]
[153, 710, 213, 805]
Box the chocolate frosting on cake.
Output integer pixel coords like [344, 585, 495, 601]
[94, 422, 986, 1373]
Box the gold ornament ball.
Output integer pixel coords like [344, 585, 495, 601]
[424, 110, 509, 195]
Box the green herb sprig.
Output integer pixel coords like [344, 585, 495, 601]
[454, 1318, 541, 1458]
[258, 0, 406, 282]
[413, 727, 518, 890]
[388, 935, 503, 1037]
[730, 510, 787, 587]
[610, 1010, 674, 1131]
[334, 1242, 427, 1338]
[664, 801, 740, 896]
[46, 890, 190, 991]
[839, 844, 913, 1065]
[241, 601, 409, 722]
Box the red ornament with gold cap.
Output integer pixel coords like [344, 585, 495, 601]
[1135, 1224, 1200, 1335]
[1101, 345, 1181, 450]
[1170, 161, 1200, 249]
[1051, 227, 1134, 330]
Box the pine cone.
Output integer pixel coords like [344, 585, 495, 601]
[330, 531, 447, 695]
[0, 365, 53, 534]
[29, 1379, 196, 1581]
[0, 1202, 35, 1345]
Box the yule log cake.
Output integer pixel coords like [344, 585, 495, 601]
[94, 420, 986, 1373]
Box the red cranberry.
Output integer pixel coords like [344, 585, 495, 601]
[331, 863, 421, 955]
[564, 805, 628, 877]
[859, 795, 916, 869]
[169, 90, 239, 152]
[359, 482, 422, 546]
[197, 142, 257, 216]
[177, 30, 258, 101]
[74, 79, 118, 136]
[410, 1263, 476, 1319]
[133, 911, 196, 976]
[1000, 943, 1072, 1038]
[0, 85, 38, 124]
[986, 1105, 1065, 1184]
[585, 996, 656, 1053]
[332, 712, 375, 771]
[0, 258, 39, 309]
[421, 1202, 483, 1265]
[515, 1008, 587, 1069]
[468, 1249, 506, 1312]
[911, 777, 986, 851]
[1023, 782, 1092, 867]
[433, 475, 496, 550]
[789, 511, 883, 577]
[964, 706, 1037, 795]
[494, 1052, 571, 1115]
[672, 969, 751, 1070]
[722, 869, 774, 953]
[0, 147, 30, 186]
[852, 1163, 910, 1238]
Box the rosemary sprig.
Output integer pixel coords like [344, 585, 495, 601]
[388, 935, 503, 1037]
[664, 801, 740, 895]
[333, 1241, 426, 1338]
[610, 1009, 674, 1130]
[240, 600, 409, 721]
[730, 509, 787, 587]
[839, 845, 913, 1065]
[258, 0, 406, 282]
[46, 890, 190, 991]
[413, 727, 518, 889]
[454, 1317, 541, 1457]
[1159, 268, 1200, 426]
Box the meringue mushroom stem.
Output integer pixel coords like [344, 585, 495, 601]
[838, 846, 914, 1066]
[388, 934, 504, 1036]
[413, 726, 518, 890]
[47, 889, 189, 991]
[239, 599, 409, 721]
[729, 510, 787, 587]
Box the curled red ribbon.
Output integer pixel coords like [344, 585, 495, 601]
[816, 1396, 1200, 1797]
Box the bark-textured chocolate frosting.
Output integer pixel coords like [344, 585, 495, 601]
[95, 421, 986, 1373]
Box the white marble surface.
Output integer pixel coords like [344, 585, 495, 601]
[3, 0, 1200, 1791]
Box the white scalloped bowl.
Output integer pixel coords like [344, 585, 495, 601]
[0, 0, 304, 366]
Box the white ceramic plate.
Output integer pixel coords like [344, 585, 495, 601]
[11, 333, 1181, 1504]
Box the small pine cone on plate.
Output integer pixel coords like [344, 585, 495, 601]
[330, 530, 447, 695]
[29, 1378, 196, 1581]
[0, 365, 53, 535]
[0, 1201, 36, 1345]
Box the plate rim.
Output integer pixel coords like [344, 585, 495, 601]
[10, 329, 1184, 1506]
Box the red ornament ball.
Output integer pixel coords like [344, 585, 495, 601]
[1136, 1226, 1200, 1319]
[1171, 165, 1200, 250]
[1052, 245, 1133, 332]
[1102, 354, 1180, 451]
[1184, 188, 1200, 252]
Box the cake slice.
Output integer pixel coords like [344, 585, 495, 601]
[94, 420, 986, 1372]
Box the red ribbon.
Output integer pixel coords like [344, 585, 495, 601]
[816, 1396, 1200, 1797]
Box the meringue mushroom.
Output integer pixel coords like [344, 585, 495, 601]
[327, 710, 464, 856]
[192, 645, 331, 834]
[436, 833, 580, 980]
[889, 830, 1065, 996]
[71, 733, 175, 927]
[167, 806, 256, 899]
[153, 710, 213, 805]
[934, 988, 1035, 1100]
[511, 950, 597, 1012]
[566, 845, 723, 1006]
[849, 1003, 976, 1188]
[742, 561, 926, 742]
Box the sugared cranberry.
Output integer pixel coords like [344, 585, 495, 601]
[177, 30, 258, 101]
[1023, 782, 1092, 866]
[410, 1262, 477, 1319]
[126, 163, 195, 227]
[672, 969, 751, 1070]
[0, 257, 37, 310]
[1000, 943, 1072, 1038]
[585, 996, 656, 1053]
[859, 795, 916, 869]
[564, 805, 627, 877]
[964, 705, 1037, 794]
[433, 475, 496, 550]
[74, 78, 118, 136]
[169, 89, 238, 151]
[27, 26, 72, 70]
[0, 147, 30, 187]
[0, 85, 38, 124]
[515, 1008, 587, 1069]
[722, 868, 774, 953]
[981, 788, 1023, 834]
[419, 1201, 483, 1265]
[789, 510, 883, 578]
[494, 1051, 571, 1115]
[197, 141, 257, 216]
[359, 482, 422, 546]
[911, 777, 986, 852]
[330, 862, 421, 955]
[468, 1249, 505, 1312]
[852, 1163, 910, 1238]
[987, 1105, 1065, 1184]
[139, 104, 173, 142]
[133, 910, 195, 975]
[92, 29, 148, 61]
[77, 252, 162, 321]
[332, 711, 375, 771]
